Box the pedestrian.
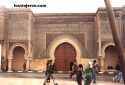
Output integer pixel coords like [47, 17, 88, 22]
[23, 62, 26, 72]
[84, 63, 93, 85]
[70, 61, 78, 78]
[92, 60, 97, 84]
[113, 64, 123, 83]
[44, 60, 54, 83]
[70, 61, 74, 71]
[76, 64, 83, 85]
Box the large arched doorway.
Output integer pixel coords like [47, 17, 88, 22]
[12, 46, 25, 71]
[54, 42, 76, 71]
[105, 46, 120, 70]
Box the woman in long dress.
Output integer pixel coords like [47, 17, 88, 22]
[84, 63, 93, 85]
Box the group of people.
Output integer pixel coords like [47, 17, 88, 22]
[70, 60, 99, 85]
[44, 59, 124, 85]
[44, 59, 99, 85]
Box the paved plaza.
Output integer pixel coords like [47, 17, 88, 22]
[0, 73, 124, 85]
[0, 77, 124, 85]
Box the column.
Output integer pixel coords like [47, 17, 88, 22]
[26, 58, 30, 71]
[96, 13, 103, 71]
[26, 13, 32, 72]
[2, 43, 6, 72]
[26, 57, 32, 72]
[8, 58, 13, 72]
[100, 57, 105, 72]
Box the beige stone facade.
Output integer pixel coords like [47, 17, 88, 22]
[0, 6, 125, 72]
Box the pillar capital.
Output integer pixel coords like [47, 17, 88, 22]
[26, 58, 32, 72]
[25, 56, 32, 60]
[8, 54, 13, 60]
[8, 57, 13, 60]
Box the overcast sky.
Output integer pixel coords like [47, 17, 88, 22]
[0, 0, 125, 13]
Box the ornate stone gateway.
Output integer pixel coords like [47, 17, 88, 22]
[12, 46, 25, 71]
[54, 42, 76, 71]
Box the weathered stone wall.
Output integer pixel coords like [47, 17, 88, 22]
[0, 9, 5, 40]
[7, 11, 32, 41]
[30, 59, 48, 71]
[32, 17, 96, 59]
[99, 10, 121, 42]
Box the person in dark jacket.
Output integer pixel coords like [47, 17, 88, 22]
[44, 60, 54, 83]
[92, 60, 97, 83]
[76, 64, 83, 85]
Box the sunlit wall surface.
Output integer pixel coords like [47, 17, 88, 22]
[0, 44, 1, 66]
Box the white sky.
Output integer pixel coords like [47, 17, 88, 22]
[0, 0, 125, 13]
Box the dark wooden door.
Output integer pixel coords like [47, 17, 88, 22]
[54, 42, 76, 71]
[12, 46, 25, 71]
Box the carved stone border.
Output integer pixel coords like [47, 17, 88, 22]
[47, 34, 82, 64]
[8, 43, 28, 59]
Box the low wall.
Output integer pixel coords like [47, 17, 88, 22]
[30, 58, 48, 72]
